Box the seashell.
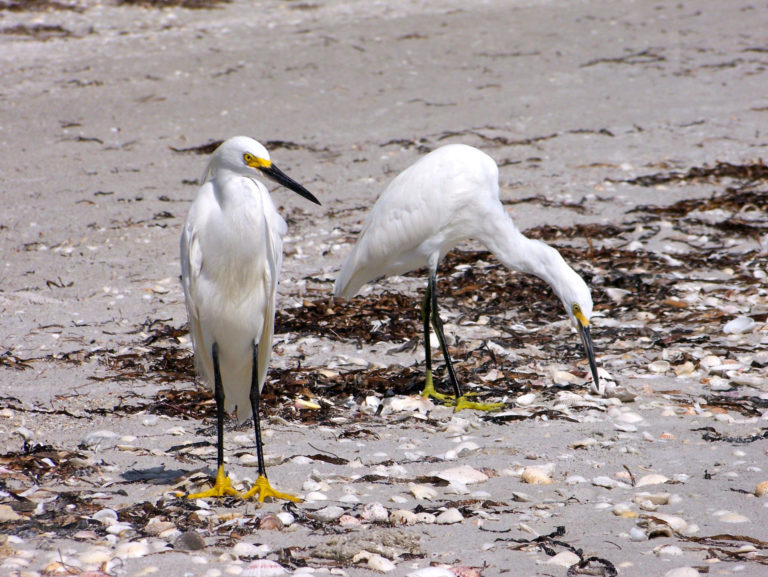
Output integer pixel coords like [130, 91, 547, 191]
[407, 568, 455, 577]
[652, 514, 689, 533]
[0, 505, 21, 522]
[414, 512, 436, 524]
[663, 568, 701, 577]
[433, 466, 488, 485]
[242, 559, 287, 577]
[92, 508, 118, 526]
[634, 492, 671, 506]
[308, 506, 345, 523]
[114, 540, 150, 558]
[233, 541, 270, 558]
[612, 503, 637, 518]
[515, 393, 537, 406]
[592, 476, 621, 489]
[106, 523, 134, 536]
[648, 360, 671, 374]
[551, 370, 580, 384]
[714, 510, 750, 523]
[636, 474, 669, 487]
[360, 502, 389, 523]
[389, 510, 418, 525]
[352, 552, 396, 572]
[276, 512, 295, 527]
[569, 438, 596, 449]
[564, 475, 588, 485]
[385, 396, 434, 413]
[339, 514, 361, 527]
[521, 467, 553, 485]
[655, 544, 683, 557]
[546, 550, 580, 567]
[80, 429, 120, 449]
[756, 481, 768, 497]
[444, 441, 480, 460]
[144, 518, 176, 536]
[436, 508, 463, 525]
[674, 361, 696, 377]
[629, 527, 647, 542]
[258, 513, 284, 531]
[723, 316, 755, 334]
[304, 491, 328, 502]
[409, 483, 438, 500]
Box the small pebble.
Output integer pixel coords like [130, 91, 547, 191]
[756, 481, 768, 497]
[175, 531, 206, 551]
[308, 506, 345, 523]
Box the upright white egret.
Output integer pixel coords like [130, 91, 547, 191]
[181, 136, 320, 501]
[334, 144, 599, 409]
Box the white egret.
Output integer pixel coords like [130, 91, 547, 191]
[334, 144, 599, 409]
[181, 136, 320, 501]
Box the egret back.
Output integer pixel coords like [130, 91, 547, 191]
[334, 144, 499, 297]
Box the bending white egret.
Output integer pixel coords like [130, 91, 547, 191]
[181, 136, 320, 501]
[334, 144, 599, 409]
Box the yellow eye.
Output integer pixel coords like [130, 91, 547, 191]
[573, 304, 581, 314]
[243, 153, 254, 164]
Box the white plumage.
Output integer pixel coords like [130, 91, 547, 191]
[181, 136, 319, 501]
[334, 144, 599, 404]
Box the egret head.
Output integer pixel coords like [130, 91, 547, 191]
[558, 267, 599, 391]
[207, 136, 320, 205]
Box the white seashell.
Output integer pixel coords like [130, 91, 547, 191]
[390, 509, 418, 525]
[565, 475, 588, 485]
[115, 540, 150, 558]
[663, 568, 701, 577]
[385, 396, 434, 413]
[674, 361, 696, 377]
[648, 360, 671, 374]
[714, 510, 750, 523]
[339, 514, 361, 527]
[233, 541, 269, 558]
[415, 512, 436, 524]
[654, 514, 689, 532]
[339, 493, 360, 504]
[78, 548, 112, 565]
[144, 518, 176, 536]
[353, 552, 396, 572]
[569, 438, 597, 449]
[242, 560, 287, 577]
[361, 502, 389, 523]
[592, 476, 621, 489]
[633, 492, 671, 506]
[723, 316, 755, 334]
[239, 454, 260, 467]
[433, 465, 488, 485]
[655, 545, 683, 557]
[304, 491, 328, 502]
[92, 508, 119, 525]
[612, 503, 637, 518]
[0, 505, 21, 522]
[435, 508, 463, 525]
[551, 370, 580, 384]
[444, 441, 480, 460]
[409, 483, 438, 500]
[515, 393, 537, 406]
[546, 550, 580, 567]
[521, 467, 553, 485]
[80, 430, 120, 449]
[629, 527, 647, 541]
[308, 506, 345, 523]
[636, 474, 669, 487]
[407, 567, 455, 577]
[107, 523, 134, 537]
[276, 512, 295, 527]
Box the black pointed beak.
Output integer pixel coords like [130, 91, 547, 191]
[261, 163, 321, 205]
[577, 322, 600, 391]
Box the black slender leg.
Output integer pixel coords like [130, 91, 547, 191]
[249, 343, 267, 480]
[422, 280, 433, 376]
[212, 341, 226, 470]
[428, 270, 463, 399]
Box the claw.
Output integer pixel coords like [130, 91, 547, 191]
[240, 475, 302, 503]
[420, 370, 504, 412]
[187, 465, 241, 499]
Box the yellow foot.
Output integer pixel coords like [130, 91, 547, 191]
[421, 370, 504, 412]
[187, 465, 241, 499]
[240, 475, 302, 503]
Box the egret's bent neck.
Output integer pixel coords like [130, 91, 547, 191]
[479, 210, 576, 308]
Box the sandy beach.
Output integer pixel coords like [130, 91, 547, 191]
[1, 0, 767, 575]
